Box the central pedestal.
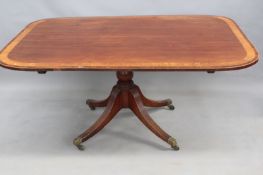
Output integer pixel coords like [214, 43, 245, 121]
[73, 71, 179, 150]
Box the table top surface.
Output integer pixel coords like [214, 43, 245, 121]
[0, 15, 258, 71]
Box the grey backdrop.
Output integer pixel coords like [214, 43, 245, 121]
[0, 0, 262, 175]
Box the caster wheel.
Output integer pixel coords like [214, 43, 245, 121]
[76, 144, 85, 151]
[89, 105, 96, 110]
[171, 145, 180, 151]
[168, 104, 175, 110]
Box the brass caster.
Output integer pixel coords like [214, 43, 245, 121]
[168, 104, 175, 110]
[166, 99, 174, 110]
[168, 137, 179, 151]
[86, 100, 96, 110]
[89, 105, 96, 111]
[73, 137, 85, 151]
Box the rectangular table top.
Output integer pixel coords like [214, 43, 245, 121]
[0, 15, 258, 71]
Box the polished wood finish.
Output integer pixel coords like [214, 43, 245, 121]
[0, 16, 258, 71]
[74, 71, 178, 150]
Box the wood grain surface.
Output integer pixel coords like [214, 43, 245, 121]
[0, 16, 258, 71]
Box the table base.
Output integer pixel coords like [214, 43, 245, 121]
[73, 71, 179, 151]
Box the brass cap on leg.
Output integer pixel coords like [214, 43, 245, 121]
[73, 137, 85, 151]
[168, 137, 179, 150]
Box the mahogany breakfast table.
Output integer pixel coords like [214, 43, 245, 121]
[0, 16, 258, 151]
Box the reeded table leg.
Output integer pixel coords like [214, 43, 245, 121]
[75, 71, 179, 150]
[135, 85, 175, 110]
[74, 87, 122, 150]
[86, 96, 110, 110]
[129, 88, 179, 150]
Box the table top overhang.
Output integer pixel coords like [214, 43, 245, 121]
[0, 15, 258, 71]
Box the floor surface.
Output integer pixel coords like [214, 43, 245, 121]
[0, 71, 262, 175]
